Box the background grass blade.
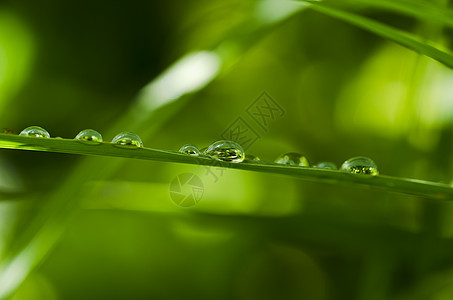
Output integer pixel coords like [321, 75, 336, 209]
[302, 0, 453, 29]
[304, 3, 453, 69]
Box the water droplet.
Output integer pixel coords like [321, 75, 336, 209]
[245, 154, 260, 161]
[75, 129, 103, 144]
[179, 144, 201, 156]
[111, 132, 143, 148]
[19, 126, 50, 138]
[274, 152, 309, 167]
[340, 156, 379, 175]
[313, 161, 337, 170]
[203, 140, 245, 162]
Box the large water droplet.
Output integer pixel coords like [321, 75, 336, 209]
[245, 154, 260, 161]
[203, 140, 245, 162]
[313, 161, 337, 170]
[19, 126, 50, 138]
[111, 132, 143, 148]
[340, 156, 379, 175]
[75, 129, 103, 144]
[274, 152, 309, 167]
[179, 144, 201, 156]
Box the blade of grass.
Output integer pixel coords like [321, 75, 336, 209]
[301, 0, 453, 29]
[0, 134, 451, 200]
[303, 2, 453, 69]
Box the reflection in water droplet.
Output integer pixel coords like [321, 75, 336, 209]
[313, 162, 337, 170]
[75, 129, 103, 144]
[274, 152, 309, 167]
[340, 156, 379, 175]
[245, 154, 260, 161]
[111, 132, 143, 148]
[179, 144, 201, 156]
[203, 140, 245, 162]
[19, 126, 50, 138]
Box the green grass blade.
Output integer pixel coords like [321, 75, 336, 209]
[302, 0, 453, 29]
[304, 3, 453, 69]
[0, 134, 451, 200]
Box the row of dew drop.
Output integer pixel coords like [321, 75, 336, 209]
[180, 142, 379, 175]
[18, 126, 379, 175]
[19, 126, 143, 147]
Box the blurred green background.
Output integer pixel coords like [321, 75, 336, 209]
[1, 0, 453, 299]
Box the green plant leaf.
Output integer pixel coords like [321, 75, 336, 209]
[301, 2, 453, 69]
[0, 134, 451, 200]
[303, 0, 453, 29]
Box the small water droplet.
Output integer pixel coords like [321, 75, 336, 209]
[245, 154, 260, 161]
[313, 161, 337, 170]
[75, 129, 103, 144]
[179, 144, 201, 156]
[274, 152, 309, 167]
[19, 126, 50, 138]
[203, 140, 245, 162]
[340, 156, 379, 175]
[111, 132, 143, 148]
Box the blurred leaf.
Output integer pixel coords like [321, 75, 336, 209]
[303, 0, 453, 28]
[302, 2, 453, 69]
[0, 11, 34, 110]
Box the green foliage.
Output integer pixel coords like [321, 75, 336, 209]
[305, 2, 453, 69]
[1, 0, 453, 300]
